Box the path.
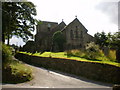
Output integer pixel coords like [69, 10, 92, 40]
[2, 63, 113, 89]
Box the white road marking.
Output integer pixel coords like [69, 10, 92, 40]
[49, 71, 70, 79]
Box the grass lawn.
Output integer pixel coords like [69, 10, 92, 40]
[3, 59, 33, 83]
[9, 60, 32, 77]
[19, 51, 120, 67]
[2, 43, 33, 84]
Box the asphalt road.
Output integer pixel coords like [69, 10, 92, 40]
[2, 64, 113, 89]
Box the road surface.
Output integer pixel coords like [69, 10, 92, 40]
[2, 64, 113, 89]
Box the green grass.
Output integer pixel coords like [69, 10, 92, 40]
[19, 51, 120, 67]
[2, 43, 33, 84]
[9, 60, 32, 77]
[3, 59, 33, 83]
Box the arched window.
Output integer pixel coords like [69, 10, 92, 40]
[75, 26, 78, 38]
[81, 31, 83, 38]
[76, 26, 78, 29]
[75, 30, 78, 38]
[70, 30, 73, 40]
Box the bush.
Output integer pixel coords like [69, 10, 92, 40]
[82, 42, 108, 60]
[66, 49, 85, 58]
[107, 50, 116, 62]
[2, 43, 33, 84]
[2, 60, 33, 83]
[85, 42, 100, 52]
[52, 31, 66, 51]
[66, 42, 109, 61]
[2, 43, 12, 63]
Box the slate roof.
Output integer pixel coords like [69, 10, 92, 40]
[48, 21, 66, 36]
[61, 18, 88, 32]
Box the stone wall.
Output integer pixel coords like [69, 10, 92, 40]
[15, 53, 120, 84]
[36, 21, 58, 33]
[62, 18, 94, 50]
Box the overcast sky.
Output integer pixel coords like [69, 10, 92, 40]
[8, 0, 119, 46]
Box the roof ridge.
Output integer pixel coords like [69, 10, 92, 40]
[61, 18, 88, 32]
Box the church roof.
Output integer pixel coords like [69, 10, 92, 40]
[49, 21, 66, 34]
[59, 21, 66, 26]
[61, 18, 88, 32]
[41, 21, 58, 24]
[55, 21, 66, 30]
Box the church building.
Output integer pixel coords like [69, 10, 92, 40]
[34, 17, 94, 52]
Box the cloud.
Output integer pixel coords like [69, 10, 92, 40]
[95, 1, 118, 26]
[5, 36, 25, 46]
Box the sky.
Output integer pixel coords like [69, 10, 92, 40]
[8, 0, 119, 46]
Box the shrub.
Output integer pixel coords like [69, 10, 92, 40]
[107, 50, 116, 62]
[2, 59, 33, 84]
[2, 62, 33, 83]
[65, 49, 84, 57]
[2, 43, 12, 63]
[84, 42, 104, 60]
[65, 42, 109, 61]
[2, 43, 33, 84]
[65, 50, 72, 57]
[95, 50, 108, 61]
[85, 42, 100, 52]
[52, 31, 66, 51]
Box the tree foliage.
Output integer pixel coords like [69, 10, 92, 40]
[94, 31, 120, 49]
[94, 31, 108, 47]
[94, 31, 120, 62]
[2, 1, 37, 44]
[111, 32, 120, 48]
[52, 31, 66, 51]
[111, 32, 120, 62]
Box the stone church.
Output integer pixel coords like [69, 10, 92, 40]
[34, 17, 94, 52]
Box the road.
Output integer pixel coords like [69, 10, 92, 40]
[2, 64, 113, 89]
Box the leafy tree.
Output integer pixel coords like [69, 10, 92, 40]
[22, 40, 35, 53]
[111, 32, 120, 48]
[2, 1, 37, 45]
[111, 32, 120, 62]
[106, 32, 113, 47]
[94, 31, 120, 62]
[94, 31, 108, 47]
[52, 31, 66, 51]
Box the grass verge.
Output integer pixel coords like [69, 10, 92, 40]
[19, 51, 120, 67]
[3, 59, 33, 84]
[2, 43, 33, 84]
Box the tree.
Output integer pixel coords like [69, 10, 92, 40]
[52, 31, 66, 51]
[22, 40, 35, 53]
[94, 31, 120, 62]
[94, 31, 108, 47]
[106, 32, 113, 47]
[111, 32, 120, 62]
[111, 32, 120, 48]
[2, 2, 17, 44]
[2, 1, 37, 45]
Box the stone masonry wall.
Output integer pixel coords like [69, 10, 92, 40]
[15, 53, 120, 84]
